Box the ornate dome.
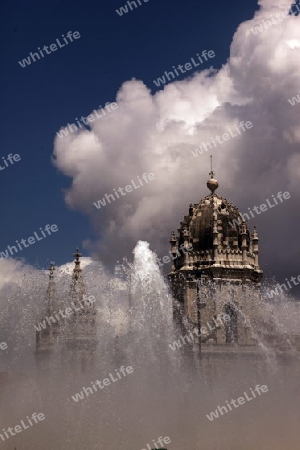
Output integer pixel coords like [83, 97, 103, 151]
[169, 169, 262, 283]
[187, 192, 251, 252]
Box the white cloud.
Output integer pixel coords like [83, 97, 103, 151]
[53, 1, 300, 272]
[0, 258, 34, 292]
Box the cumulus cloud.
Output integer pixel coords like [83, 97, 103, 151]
[0, 258, 33, 292]
[53, 1, 300, 281]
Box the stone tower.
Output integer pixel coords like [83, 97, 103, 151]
[168, 164, 263, 352]
[35, 249, 97, 371]
[63, 248, 97, 371]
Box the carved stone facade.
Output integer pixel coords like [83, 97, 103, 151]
[168, 169, 264, 352]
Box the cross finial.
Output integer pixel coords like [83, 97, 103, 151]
[209, 155, 215, 179]
[207, 155, 219, 193]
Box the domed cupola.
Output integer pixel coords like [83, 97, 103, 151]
[169, 162, 263, 284]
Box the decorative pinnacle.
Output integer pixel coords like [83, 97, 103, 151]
[207, 155, 219, 193]
[69, 247, 86, 302]
[170, 231, 176, 243]
[252, 226, 259, 240]
[73, 248, 82, 280]
[48, 262, 55, 279]
[73, 248, 81, 261]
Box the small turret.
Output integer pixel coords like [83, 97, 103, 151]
[69, 248, 87, 304]
[252, 226, 259, 269]
[169, 231, 177, 273]
[240, 221, 248, 264]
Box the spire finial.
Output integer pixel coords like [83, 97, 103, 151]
[48, 262, 55, 280]
[207, 155, 219, 193]
[72, 248, 82, 280]
[74, 248, 81, 261]
[209, 155, 214, 178]
[69, 247, 86, 300]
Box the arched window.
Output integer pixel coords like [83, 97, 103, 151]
[224, 304, 238, 343]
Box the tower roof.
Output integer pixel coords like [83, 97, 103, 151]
[169, 160, 263, 282]
[188, 192, 250, 251]
[68, 248, 96, 317]
[185, 161, 250, 251]
[69, 247, 86, 300]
